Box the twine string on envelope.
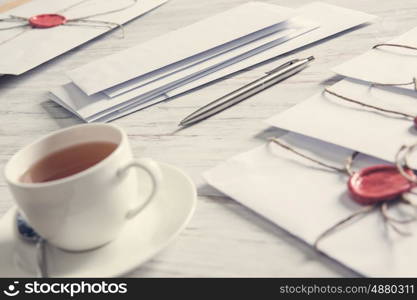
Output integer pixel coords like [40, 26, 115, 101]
[369, 43, 417, 90]
[371, 78, 417, 91]
[61, 0, 139, 37]
[323, 88, 416, 122]
[373, 43, 417, 51]
[0, 16, 30, 47]
[0, 26, 29, 46]
[268, 138, 347, 173]
[269, 138, 417, 250]
[313, 205, 376, 248]
[64, 19, 126, 38]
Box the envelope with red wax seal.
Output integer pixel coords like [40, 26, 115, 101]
[0, 0, 167, 75]
[204, 132, 417, 277]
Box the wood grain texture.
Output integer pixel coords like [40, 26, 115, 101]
[0, 0, 416, 277]
[0, 0, 31, 13]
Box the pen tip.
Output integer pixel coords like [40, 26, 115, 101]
[307, 56, 315, 61]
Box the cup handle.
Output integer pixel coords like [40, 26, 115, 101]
[117, 158, 163, 219]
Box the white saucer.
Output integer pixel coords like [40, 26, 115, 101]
[0, 162, 196, 277]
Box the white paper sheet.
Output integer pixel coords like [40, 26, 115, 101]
[266, 78, 417, 168]
[332, 26, 417, 91]
[0, 0, 167, 75]
[204, 132, 417, 277]
[67, 1, 295, 95]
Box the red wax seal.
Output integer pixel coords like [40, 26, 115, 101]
[29, 14, 67, 28]
[348, 165, 415, 205]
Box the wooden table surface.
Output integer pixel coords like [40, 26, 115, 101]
[0, 0, 416, 277]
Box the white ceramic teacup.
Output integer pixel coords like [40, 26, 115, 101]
[4, 123, 162, 251]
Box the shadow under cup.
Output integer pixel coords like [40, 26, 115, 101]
[4, 124, 140, 251]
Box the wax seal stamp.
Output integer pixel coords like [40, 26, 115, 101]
[29, 14, 67, 28]
[348, 165, 415, 205]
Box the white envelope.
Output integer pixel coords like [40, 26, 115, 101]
[204, 132, 417, 277]
[332, 26, 417, 91]
[0, 0, 167, 75]
[66, 1, 295, 95]
[102, 20, 302, 98]
[50, 8, 316, 122]
[48, 85, 168, 122]
[165, 2, 377, 98]
[49, 82, 168, 122]
[266, 78, 417, 168]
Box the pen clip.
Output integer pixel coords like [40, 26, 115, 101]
[265, 56, 314, 75]
[265, 59, 299, 75]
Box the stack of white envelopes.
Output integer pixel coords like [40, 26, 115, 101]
[204, 24, 417, 275]
[49, 1, 375, 122]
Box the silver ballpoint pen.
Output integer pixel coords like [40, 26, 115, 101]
[179, 56, 314, 127]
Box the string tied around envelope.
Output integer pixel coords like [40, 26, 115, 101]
[367, 43, 417, 90]
[0, 0, 138, 46]
[323, 88, 417, 129]
[269, 138, 417, 249]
